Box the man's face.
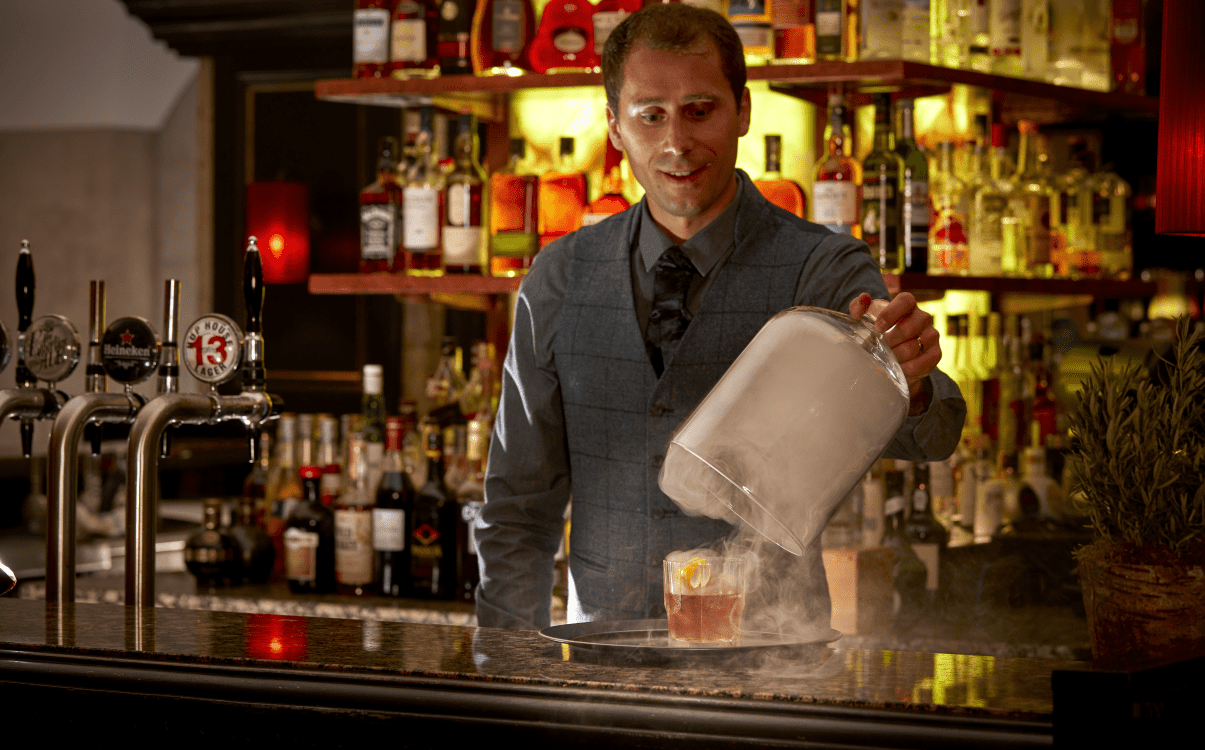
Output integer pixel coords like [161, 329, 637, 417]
[607, 40, 751, 240]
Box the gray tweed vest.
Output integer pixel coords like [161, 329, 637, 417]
[556, 188, 828, 621]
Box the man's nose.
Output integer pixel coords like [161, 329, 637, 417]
[662, 114, 695, 155]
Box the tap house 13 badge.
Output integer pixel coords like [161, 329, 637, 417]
[183, 314, 242, 384]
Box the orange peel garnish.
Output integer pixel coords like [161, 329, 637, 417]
[679, 557, 711, 589]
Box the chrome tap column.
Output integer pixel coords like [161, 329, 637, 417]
[124, 238, 282, 609]
[45, 281, 165, 606]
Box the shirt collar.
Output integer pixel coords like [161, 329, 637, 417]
[632, 173, 744, 276]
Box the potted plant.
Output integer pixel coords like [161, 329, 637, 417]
[1067, 315, 1205, 670]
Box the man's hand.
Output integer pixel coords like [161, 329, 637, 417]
[849, 292, 940, 413]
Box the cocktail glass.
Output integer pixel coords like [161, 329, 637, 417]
[663, 555, 745, 645]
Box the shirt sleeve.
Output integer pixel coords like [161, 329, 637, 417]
[794, 232, 967, 463]
[474, 242, 574, 630]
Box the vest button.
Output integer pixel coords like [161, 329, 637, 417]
[651, 455, 664, 468]
[650, 404, 664, 417]
[650, 309, 662, 321]
[651, 508, 665, 520]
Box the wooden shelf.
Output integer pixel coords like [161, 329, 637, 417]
[886, 273, 1158, 298]
[308, 272, 521, 295]
[316, 60, 1158, 124]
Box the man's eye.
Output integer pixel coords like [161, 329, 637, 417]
[639, 112, 664, 124]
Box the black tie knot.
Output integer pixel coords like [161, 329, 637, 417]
[648, 246, 697, 376]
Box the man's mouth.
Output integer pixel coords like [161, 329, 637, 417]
[661, 165, 705, 181]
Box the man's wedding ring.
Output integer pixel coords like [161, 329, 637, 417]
[918, 338, 925, 355]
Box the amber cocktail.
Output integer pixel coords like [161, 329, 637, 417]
[663, 555, 745, 645]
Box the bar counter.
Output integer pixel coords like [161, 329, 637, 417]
[0, 597, 1075, 748]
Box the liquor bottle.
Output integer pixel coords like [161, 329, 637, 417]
[471, 0, 537, 75]
[1049, 0, 1110, 91]
[1019, 0, 1049, 81]
[953, 435, 980, 531]
[965, 0, 992, 71]
[771, 0, 814, 63]
[593, 0, 641, 59]
[882, 468, 927, 628]
[904, 463, 948, 604]
[443, 113, 488, 275]
[427, 336, 469, 412]
[403, 108, 444, 276]
[184, 497, 241, 589]
[458, 340, 494, 419]
[1110, 0, 1146, 94]
[400, 400, 428, 489]
[928, 141, 969, 275]
[538, 137, 587, 248]
[488, 137, 539, 276]
[900, 0, 931, 63]
[411, 423, 459, 599]
[455, 419, 486, 602]
[729, 0, 774, 65]
[335, 437, 375, 596]
[285, 466, 337, 594]
[242, 430, 271, 527]
[390, 0, 441, 79]
[945, 316, 976, 437]
[894, 99, 929, 273]
[438, 0, 475, 75]
[855, 0, 903, 60]
[266, 413, 302, 580]
[230, 488, 276, 585]
[1018, 421, 1063, 518]
[860, 460, 886, 547]
[931, 0, 965, 68]
[814, 0, 850, 61]
[1088, 165, 1132, 280]
[581, 140, 632, 226]
[861, 93, 902, 273]
[359, 136, 403, 274]
[979, 312, 1002, 445]
[989, 0, 1023, 77]
[353, 0, 392, 79]
[317, 414, 342, 507]
[968, 124, 1012, 277]
[754, 134, 806, 219]
[929, 455, 956, 527]
[362, 364, 387, 499]
[996, 314, 1024, 458]
[528, 0, 597, 74]
[375, 417, 416, 597]
[296, 413, 316, 470]
[812, 94, 860, 237]
[1011, 121, 1053, 278]
[972, 435, 1005, 542]
[1050, 139, 1094, 278]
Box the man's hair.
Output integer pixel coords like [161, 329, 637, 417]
[601, 3, 747, 115]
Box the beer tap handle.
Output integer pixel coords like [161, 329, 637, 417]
[15, 240, 35, 388]
[241, 237, 265, 391]
[85, 280, 107, 455]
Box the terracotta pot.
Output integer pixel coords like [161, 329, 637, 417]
[1077, 541, 1205, 670]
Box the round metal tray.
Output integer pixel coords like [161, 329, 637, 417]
[540, 619, 840, 668]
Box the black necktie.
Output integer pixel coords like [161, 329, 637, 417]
[647, 246, 697, 376]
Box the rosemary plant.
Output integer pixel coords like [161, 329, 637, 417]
[1067, 316, 1205, 559]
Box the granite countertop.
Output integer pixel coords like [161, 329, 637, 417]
[0, 597, 1078, 726]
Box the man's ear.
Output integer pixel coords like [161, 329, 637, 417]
[606, 104, 624, 151]
[738, 87, 752, 137]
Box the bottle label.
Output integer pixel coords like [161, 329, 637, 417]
[391, 16, 427, 62]
[552, 28, 588, 54]
[990, 0, 1021, 55]
[403, 187, 440, 249]
[493, 0, 524, 52]
[593, 11, 631, 56]
[492, 230, 538, 257]
[412, 523, 444, 559]
[335, 508, 374, 585]
[360, 203, 396, 261]
[373, 507, 407, 551]
[447, 183, 472, 226]
[354, 8, 390, 64]
[443, 225, 482, 265]
[812, 181, 858, 225]
[284, 527, 319, 582]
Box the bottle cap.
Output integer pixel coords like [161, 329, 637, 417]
[363, 364, 384, 394]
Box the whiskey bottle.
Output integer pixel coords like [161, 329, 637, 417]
[592, 0, 641, 59]
[184, 497, 241, 589]
[411, 423, 459, 599]
[389, 0, 440, 79]
[581, 140, 631, 226]
[353, 0, 392, 79]
[362, 364, 387, 498]
[335, 437, 375, 596]
[437, 0, 475, 75]
[285, 466, 337, 594]
[359, 136, 403, 274]
[753, 134, 806, 219]
[443, 113, 488, 275]
[375, 417, 416, 597]
[266, 413, 302, 580]
[538, 137, 587, 248]
[728, 0, 774, 65]
[1087, 165, 1132, 280]
[771, 0, 815, 63]
[403, 107, 445, 277]
[1011, 121, 1053, 278]
[528, 0, 597, 73]
[895, 99, 929, 273]
[814, 0, 850, 61]
[230, 487, 275, 585]
[488, 137, 539, 277]
[860, 93, 902, 272]
[426, 336, 468, 413]
[471, 0, 537, 75]
[812, 94, 860, 237]
[317, 414, 342, 507]
[928, 141, 970, 275]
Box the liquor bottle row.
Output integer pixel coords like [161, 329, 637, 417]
[813, 93, 1134, 280]
[354, 0, 1149, 95]
[185, 338, 501, 603]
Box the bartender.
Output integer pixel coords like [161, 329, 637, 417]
[475, 4, 966, 631]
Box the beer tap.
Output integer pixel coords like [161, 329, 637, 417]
[46, 281, 165, 606]
[0, 240, 81, 457]
[124, 237, 283, 608]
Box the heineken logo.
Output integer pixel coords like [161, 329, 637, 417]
[101, 316, 160, 384]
